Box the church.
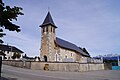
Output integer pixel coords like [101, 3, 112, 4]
[40, 12, 90, 62]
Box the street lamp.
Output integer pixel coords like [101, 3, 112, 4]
[9, 46, 13, 60]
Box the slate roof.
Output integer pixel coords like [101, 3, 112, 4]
[0, 44, 24, 53]
[55, 37, 89, 57]
[40, 11, 57, 28]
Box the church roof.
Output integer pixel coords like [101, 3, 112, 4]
[56, 37, 89, 57]
[0, 44, 24, 53]
[40, 11, 57, 28]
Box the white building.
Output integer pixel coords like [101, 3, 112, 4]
[0, 44, 24, 60]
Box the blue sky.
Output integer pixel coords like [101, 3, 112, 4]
[2, 0, 120, 57]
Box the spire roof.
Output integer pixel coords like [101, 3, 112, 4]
[40, 11, 57, 28]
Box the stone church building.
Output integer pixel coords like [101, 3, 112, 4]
[40, 12, 90, 62]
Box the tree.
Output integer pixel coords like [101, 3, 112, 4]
[16, 53, 21, 59]
[11, 52, 16, 59]
[0, 0, 24, 43]
[11, 52, 21, 59]
[82, 48, 90, 57]
[24, 54, 27, 58]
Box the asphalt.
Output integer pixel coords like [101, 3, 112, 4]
[1, 64, 120, 80]
[0, 77, 17, 80]
[0, 77, 8, 80]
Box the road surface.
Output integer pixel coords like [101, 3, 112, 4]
[1, 64, 120, 80]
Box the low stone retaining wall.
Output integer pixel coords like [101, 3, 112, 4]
[2, 60, 111, 72]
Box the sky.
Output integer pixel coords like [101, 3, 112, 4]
[2, 0, 120, 57]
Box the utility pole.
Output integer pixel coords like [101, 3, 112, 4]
[10, 46, 13, 60]
[9, 46, 13, 60]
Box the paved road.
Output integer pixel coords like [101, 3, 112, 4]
[1, 65, 120, 80]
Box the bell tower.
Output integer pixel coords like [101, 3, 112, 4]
[40, 11, 57, 62]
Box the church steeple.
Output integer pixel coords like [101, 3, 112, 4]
[40, 11, 57, 28]
[40, 11, 57, 62]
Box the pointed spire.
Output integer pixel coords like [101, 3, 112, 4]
[40, 11, 57, 28]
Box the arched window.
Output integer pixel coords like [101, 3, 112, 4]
[43, 27, 45, 33]
[71, 53, 73, 57]
[51, 27, 52, 32]
[53, 28, 55, 33]
[65, 56, 67, 58]
[46, 27, 48, 32]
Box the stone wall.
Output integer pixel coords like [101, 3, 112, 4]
[2, 60, 110, 72]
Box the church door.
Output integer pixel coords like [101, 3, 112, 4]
[44, 55, 47, 62]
